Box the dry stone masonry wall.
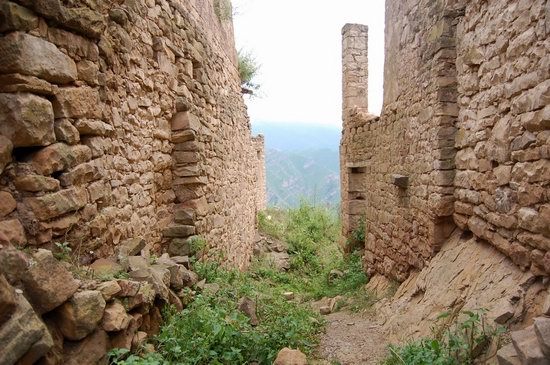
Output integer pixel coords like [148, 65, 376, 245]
[454, 0, 550, 276]
[341, 1, 461, 281]
[0, 0, 266, 269]
[341, 0, 550, 281]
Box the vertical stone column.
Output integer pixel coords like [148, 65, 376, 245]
[252, 134, 267, 212]
[341, 24, 369, 247]
[342, 23, 369, 118]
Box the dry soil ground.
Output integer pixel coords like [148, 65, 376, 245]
[316, 310, 388, 365]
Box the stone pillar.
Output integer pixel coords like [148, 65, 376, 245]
[341, 24, 369, 247]
[342, 23, 369, 118]
[252, 134, 267, 213]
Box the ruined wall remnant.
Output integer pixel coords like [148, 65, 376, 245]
[0, 0, 266, 269]
[341, 0, 459, 281]
[341, 0, 550, 281]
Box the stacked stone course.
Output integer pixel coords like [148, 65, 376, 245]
[454, 0, 550, 276]
[341, 0, 550, 281]
[0, 0, 266, 269]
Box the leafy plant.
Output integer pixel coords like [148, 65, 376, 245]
[238, 49, 260, 93]
[108, 348, 163, 365]
[188, 235, 207, 254]
[382, 309, 505, 365]
[54, 241, 72, 261]
[346, 217, 366, 251]
[214, 0, 233, 22]
[258, 210, 285, 239]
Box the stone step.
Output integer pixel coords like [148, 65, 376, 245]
[511, 325, 550, 365]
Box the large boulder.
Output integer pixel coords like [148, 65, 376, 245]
[21, 249, 80, 314]
[0, 93, 55, 147]
[52, 87, 101, 119]
[23, 186, 88, 220]
[63, 329, 109, 365]
[0, 1, 39, 32]
[0, 32, 77, 83]
[55, 290, 106, 340]
[29, 142, 92, 176]
[0, 293, 54, 365]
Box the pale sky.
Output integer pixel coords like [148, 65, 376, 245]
[232, 0, 386, 126]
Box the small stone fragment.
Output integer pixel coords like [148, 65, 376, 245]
[238, 297, 259, 326]
[273, 348, 308, 365]
[283, 292, 295, 301]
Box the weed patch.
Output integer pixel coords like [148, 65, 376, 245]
[382, 309, 505, 365]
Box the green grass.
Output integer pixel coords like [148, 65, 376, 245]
[382, 310, 505, 365]
[257, 203, 369, 303]
[110, 202, 368, 365]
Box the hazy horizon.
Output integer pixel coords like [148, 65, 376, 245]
[233, 0, 385, 127]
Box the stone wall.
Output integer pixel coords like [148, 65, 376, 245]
[454, 0, 550, 275]
[0, 0, 265, 269]
[341, 0, 549, 281]
[341, 0, 460, 281]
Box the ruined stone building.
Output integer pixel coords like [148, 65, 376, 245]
[341, 0, 550, 349]
[0, 1, 268, 362]
[342, 0, 549, 281]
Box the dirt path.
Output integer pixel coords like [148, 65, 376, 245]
[316, 310, 388, 365]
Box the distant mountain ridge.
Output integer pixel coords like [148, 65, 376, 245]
[252, 122, 341, 151]
[252, 122, 341, 208]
